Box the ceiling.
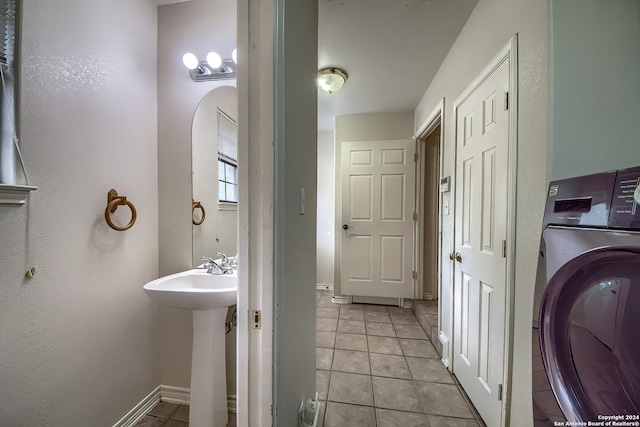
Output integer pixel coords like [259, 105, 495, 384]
[318, 0, 478, 130]
[157, 0, 479, 131]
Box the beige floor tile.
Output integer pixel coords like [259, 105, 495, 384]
[317, 307, 340, 319]
[415, 382, 474, 419]
[148, 401, 179, 418]
[317, 317, 338, 332]
[170, 405, 189, 422]
[339, 309, 365, 321]
[332, 349, 370, 375]
[365, 311, 392, 323]
[337, 319, 366, 334]
[366, 322, 396, 337]
[394, 324, 428, 339]
[316, 331, 336, 348]
[376, 408, 429, 427]
[335, 333, 368, 351]
[406, 357, 454, 383]
[369, 353, 411, 379]
[425, 415, 480, 426]
[328, 372, 374, 406]
[399, 338, 439, 358]
[316, 347, 334, 370]
[163, 420, 187, 427]
[367, 336, 403, 355]
[317, 369, 331, 400]
[362, 304, 389, 313]
[372, 377, 423, 413]
[134, 416, 164, 427]
[324, 402, 376, 427]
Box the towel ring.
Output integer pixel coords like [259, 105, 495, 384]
[192, 200, 206, 225]
[105, 189, 137, 231]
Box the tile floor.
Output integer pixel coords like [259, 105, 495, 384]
[316, 289, 485, 427]
[135, 402, 236, 427]
[136, 292, 481, 427]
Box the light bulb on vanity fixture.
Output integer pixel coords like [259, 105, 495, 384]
[182, 50, 237, 82]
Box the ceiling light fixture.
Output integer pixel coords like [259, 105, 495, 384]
[317, 67, 348, 94]
[182, 51, 237, 82]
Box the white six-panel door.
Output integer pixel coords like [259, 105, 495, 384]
[453, 57, 510, 427]
[340, 140, 415, 299]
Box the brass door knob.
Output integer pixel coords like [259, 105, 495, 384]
[449, 253, 455, 261]
[455, 252, 462, 263]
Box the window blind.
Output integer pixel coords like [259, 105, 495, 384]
[217, 109, 237, 163]
[0, 0, 15, 67]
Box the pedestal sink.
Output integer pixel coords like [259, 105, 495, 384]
[144, 269, 237, 427]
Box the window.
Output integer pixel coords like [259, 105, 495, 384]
[217, 109, 237, 204]
[0, 0, 17, 185]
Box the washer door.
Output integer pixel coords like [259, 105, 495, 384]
[539, 246, 640, 421]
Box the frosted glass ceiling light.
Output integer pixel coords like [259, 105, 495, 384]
[317, 67, 348, 94]
[182, 50, 237, 82]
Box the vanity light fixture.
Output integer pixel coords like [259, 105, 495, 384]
[182, 50, 237, 82]
[317, 67, 348, 94]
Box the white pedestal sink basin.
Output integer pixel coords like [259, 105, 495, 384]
[144, 269, 237, 427]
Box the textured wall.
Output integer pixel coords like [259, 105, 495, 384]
[157, 0, 237, 392]
[0, 1, 160, 425]
[414, 0, 548, 425]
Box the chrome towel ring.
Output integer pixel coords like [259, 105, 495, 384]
[105, 189, 137, 231]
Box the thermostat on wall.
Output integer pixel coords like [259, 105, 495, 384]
[440, 176, 450, 193]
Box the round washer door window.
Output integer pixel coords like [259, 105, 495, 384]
[539, 246, 640, 422]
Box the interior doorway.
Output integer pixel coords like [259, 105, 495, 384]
[419, 125, 441, 302]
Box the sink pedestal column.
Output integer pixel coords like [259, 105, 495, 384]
[190, 308, 228, 427]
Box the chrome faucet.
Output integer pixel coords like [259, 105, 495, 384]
[201, 255, 233, 275]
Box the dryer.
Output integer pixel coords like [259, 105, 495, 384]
[532, 166, 640, 425]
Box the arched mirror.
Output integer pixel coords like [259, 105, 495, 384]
[191, 85, 238, 267]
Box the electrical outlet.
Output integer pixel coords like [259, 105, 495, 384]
[252, 310, 261, 329]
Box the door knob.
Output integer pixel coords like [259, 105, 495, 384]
[455, 252, 462, 263]
[449, 253, 455, 261]
[343, 224, 353, 230]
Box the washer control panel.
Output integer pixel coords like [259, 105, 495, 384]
[610, 166, 640, 228]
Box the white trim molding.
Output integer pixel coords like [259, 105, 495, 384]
[316, 283, 334, 291]
[112, 386, 161, 427]
[159, 385, 190, 405]
[112, 385, 237, 427]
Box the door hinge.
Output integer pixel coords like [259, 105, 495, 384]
[504, 92, 509, 110]
[252, 309, 261, 329]
[413, 212, 418, 221]
[413, 270, 417, 279]
[414, 152, 419, 162]
[498, 383, 504, 401]
[502, 240, 507, 258]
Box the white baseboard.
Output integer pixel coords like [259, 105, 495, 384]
[113, 385, 236, 427]
[331, 295, 350, 304]
[439, 331, 450, 368]
[160, 385, 190, 405]
[113, 386, 161, 427]
[316, 283, 334, 291]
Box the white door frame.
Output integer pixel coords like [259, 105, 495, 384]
[414, 99, 453, 367]
[450, 36, 518, 427]
[413, 98, 445, 301]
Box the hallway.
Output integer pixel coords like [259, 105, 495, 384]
[316, 290, 485, 426]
